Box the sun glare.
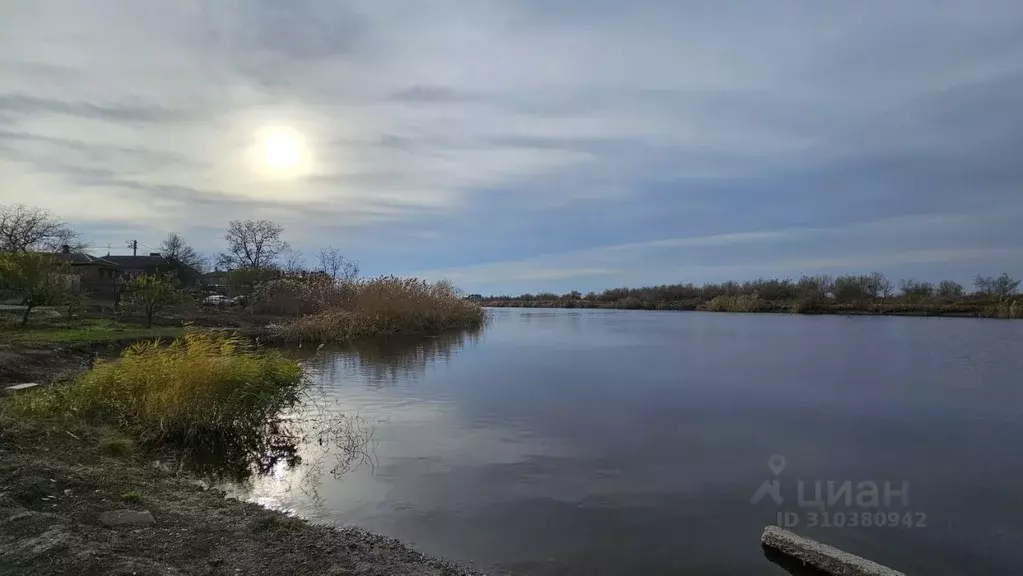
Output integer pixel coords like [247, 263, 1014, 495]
[252, 126, 308, 177]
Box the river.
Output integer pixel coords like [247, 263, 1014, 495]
[235, 308, 1023, 575]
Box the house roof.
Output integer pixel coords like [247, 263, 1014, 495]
[103, 255, 169, 268]
[53, 252, 119, 267]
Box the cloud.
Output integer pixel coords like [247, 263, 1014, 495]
[1, 1, 1022, 282]
[431, 265, 624, 285]
[415, 210, 1023, 290]
[0, 94, 200, 123]
[387, 86, 484, 104]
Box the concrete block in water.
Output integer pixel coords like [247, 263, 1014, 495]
[761, 525, 905, 576]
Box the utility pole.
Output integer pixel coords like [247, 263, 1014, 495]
[127, 240, 137, 256]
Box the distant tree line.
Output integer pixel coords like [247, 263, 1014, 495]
[477, 272, 1023, 318]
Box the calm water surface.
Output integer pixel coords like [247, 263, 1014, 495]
[237, 309, 1023, 575]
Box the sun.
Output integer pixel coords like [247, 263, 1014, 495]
[252, 126, 308, 176]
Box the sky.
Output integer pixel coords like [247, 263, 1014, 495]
[2, 1, 1022, 295]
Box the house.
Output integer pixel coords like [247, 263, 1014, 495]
[53, 247, 122, 297]
[103, 253, 172, 279]
[54, 247, 197, 298]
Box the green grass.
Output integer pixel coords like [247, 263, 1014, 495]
[120, 490, 144, 503]
[7, 332, 303, 456]
[0, 319, 183, 346]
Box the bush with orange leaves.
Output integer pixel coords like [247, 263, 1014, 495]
[274, 276, 485, 342]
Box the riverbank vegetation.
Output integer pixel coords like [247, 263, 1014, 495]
[270, 276, 486, 343]
[1, 204, 485, 347]
[479, 272, 1022, 318]
[6, 332, 303, 460]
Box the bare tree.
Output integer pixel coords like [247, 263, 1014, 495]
[833, 275, 872, 303]
[797, 274, 833, 298]
[867, 272, 893, 299]
[975, 273, 1020, 298]
[159, 232, 207, 272]
[282, 248, 306, 273]
[0, 204, 83, 252]
[317, 245, 360, 281]
[900, 279, 934, 299]
[217, 220, 288, 269]
[936, 280, 965, 300]
[865, 272, 893, 310]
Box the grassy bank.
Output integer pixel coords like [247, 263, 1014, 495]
[0, 318, 184, 346]
[6, 332, 302, 468]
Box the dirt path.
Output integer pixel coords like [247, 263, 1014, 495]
[0, 421, 487, 576]
[0, 345, 95, 385]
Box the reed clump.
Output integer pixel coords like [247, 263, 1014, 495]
[8, 332, 303, 453]
[274, 276, 485, 342]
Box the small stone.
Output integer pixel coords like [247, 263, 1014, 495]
[98, 509, 155, 527]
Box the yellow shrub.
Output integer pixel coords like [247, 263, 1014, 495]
[10, 332, 303, 452]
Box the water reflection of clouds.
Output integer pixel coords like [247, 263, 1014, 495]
[241, 382, 573, 522]
[240, 325, 577, 524]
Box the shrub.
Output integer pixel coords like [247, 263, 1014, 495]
[0, 252, 76, 325]
[9, 332, 303, 454]
[121, 273, 184, 327]
[833, 275, 872, 303]
[121, 490, 144, 503]
[226, 267, 280, 296]
[900, 279, 935, 300]
[790, 295, 820, 314]
[936, 280, 966, 301]
[250, 275, 353, 316]
[700, 294, 762, 313]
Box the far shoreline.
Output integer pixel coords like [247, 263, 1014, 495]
[480, 301, 1011, 319]
[473, 272, 1022, 319]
